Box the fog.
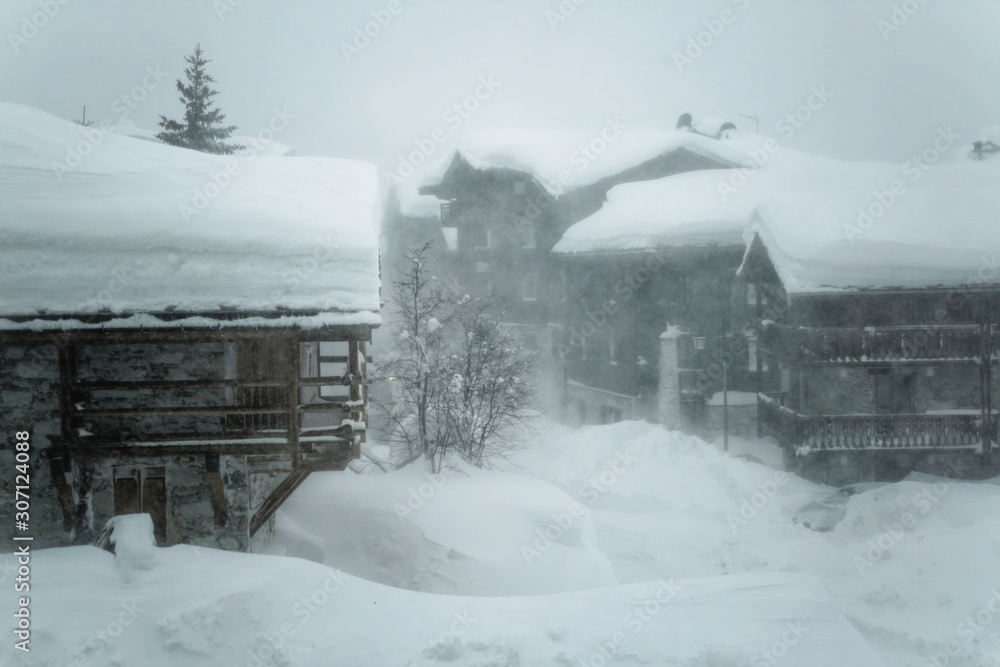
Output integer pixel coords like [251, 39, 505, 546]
[3, 0, 998, 175]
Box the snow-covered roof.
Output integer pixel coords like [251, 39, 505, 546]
[112, 119, 296, 157]
[395, 179, 444, 218]
[419, 127, 751, 197]
[554, 136, 898, 254]
[0, 104, 381, 330]
[745, 183, 1000, 294]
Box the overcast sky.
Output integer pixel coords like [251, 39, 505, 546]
[3, 0, 998, 174]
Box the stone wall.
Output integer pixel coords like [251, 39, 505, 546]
[0, 340, 269, 553]
[0, 345, 64, 549]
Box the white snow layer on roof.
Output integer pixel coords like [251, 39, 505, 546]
[554, 136, 901, 254]
[419, 126, 751, 196]
[395, 179, 444, 218]
[0, 104, 381, 327]
[747, 182, 1000, 293]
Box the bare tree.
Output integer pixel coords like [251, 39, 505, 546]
[374, 242, 535, 472]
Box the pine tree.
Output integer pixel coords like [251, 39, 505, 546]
[156, 44, 244, 154]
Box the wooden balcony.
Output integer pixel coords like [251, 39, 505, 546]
[759, 393, 996, 452]
[49, 337, 368, 470]
[759, 323, 996, 365]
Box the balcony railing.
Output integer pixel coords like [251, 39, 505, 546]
[759, 323, 996, 365]
[759, 393, 995, 452]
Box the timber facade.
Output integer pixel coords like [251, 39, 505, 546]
[1, 317, 371, 552]
[742, 235, 1000, 484]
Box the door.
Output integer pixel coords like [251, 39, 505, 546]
[113, 466, 167, 545]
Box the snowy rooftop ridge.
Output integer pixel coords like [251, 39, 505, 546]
[418, 126, 753, 198]
[0, 104, 382, 329]
[553, 136, 902, 254]
[744, 186, 1000, 294]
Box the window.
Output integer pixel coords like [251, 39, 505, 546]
[114, 465, 167, 544]
[519, 222, 536, 249]
[747, 283, 767, 305]
[486, 229, 496, 248]
[522, 274, 538, 302]
[747, 336, 768, 372]
[600, 406, 622, 424]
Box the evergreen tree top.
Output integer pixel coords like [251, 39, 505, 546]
[156, 43, 244, 155]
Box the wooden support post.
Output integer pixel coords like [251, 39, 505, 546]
[205, 452, 228, 527]
[287, 337, 302, 469]
[983, 324, 993, 464]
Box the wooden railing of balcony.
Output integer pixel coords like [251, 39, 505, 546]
[50, 338, 367, 470]
[758, 393, 995, 452]
[759, 323, 997, 365]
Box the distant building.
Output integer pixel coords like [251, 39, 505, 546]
[0, 104, 381, 552]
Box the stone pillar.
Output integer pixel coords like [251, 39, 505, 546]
[658, 327, 685, 430]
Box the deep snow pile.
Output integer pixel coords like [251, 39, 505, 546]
[503, 422, 1000, 666]
[8, 420, 1000, 665]
[0, 104, 381, 326]
[0, 539, 880, 667]
[262, 458, 618, 596]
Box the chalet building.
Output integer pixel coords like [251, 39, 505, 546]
[0, 104, 381, 552]
[552, 180, 759, 432]
[742, 187, 1000, 484]
[550, 133, 911, 433]
[409, 125, 751, 413]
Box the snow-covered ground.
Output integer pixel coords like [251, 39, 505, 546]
[6, 420, 1000, 665]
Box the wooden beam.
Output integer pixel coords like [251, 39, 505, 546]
[288, 339, 302, 469]
[249, 468, 311, 536]
[205, 453, 228, 527]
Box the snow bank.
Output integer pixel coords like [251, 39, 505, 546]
[0, 104, 381, 327]
[507, 421, 1000, 665]
[0, 544, 882, 666]
[266, 458, 618, 596]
